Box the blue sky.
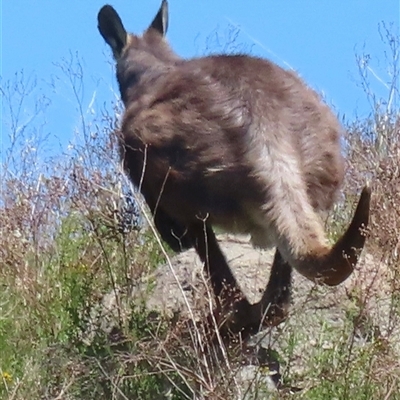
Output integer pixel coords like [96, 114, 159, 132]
[1, 1, 399, 159]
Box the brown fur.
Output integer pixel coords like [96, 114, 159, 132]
[98, 1, 371, 338]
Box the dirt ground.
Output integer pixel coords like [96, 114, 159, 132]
[94, 233, 398, 395]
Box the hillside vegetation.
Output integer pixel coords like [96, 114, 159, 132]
[1, 26, 399, 399]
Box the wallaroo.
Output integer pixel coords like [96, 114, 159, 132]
[97, 1, 371, 339]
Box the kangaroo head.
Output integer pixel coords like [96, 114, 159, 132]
[98, 1, 179, 104]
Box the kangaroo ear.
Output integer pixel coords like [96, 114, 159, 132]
[148, 0, 168, 36]
[98, 5, 127, 58]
